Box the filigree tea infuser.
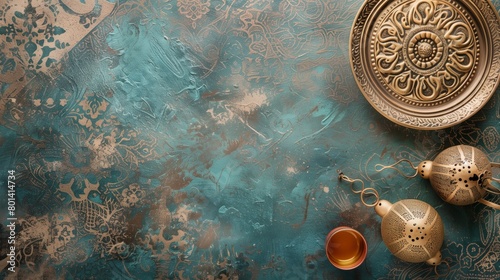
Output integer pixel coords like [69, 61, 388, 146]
[376, 145, 500, 209]
[337, 172, 449, 275]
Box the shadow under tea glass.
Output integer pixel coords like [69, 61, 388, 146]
[325, 226, 367, 270]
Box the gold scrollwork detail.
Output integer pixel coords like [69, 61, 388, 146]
[372, 0, 478, 103]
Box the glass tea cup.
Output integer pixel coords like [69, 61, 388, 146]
[325, 226, 367, 270]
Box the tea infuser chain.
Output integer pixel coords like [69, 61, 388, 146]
[375, 159, 418, 178]
[338, 171, 380, 207]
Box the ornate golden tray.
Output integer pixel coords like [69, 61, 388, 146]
[350, 0, 500, 129]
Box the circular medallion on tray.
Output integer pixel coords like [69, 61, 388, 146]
[350, 0, 500, 129]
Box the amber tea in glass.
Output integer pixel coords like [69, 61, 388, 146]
[325, 226, 367, 270]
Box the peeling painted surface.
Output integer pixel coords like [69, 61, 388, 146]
[0, 0, 500, 279]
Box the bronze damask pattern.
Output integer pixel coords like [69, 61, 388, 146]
[177, 0, 210, 28]
[0, 0, 499, 279]
[0, 0, 115, 82]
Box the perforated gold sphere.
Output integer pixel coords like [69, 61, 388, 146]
[375, 199, 444, 265]
[417, 145, 491, 206]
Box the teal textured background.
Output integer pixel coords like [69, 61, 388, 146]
[0, 0, 500, 279]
